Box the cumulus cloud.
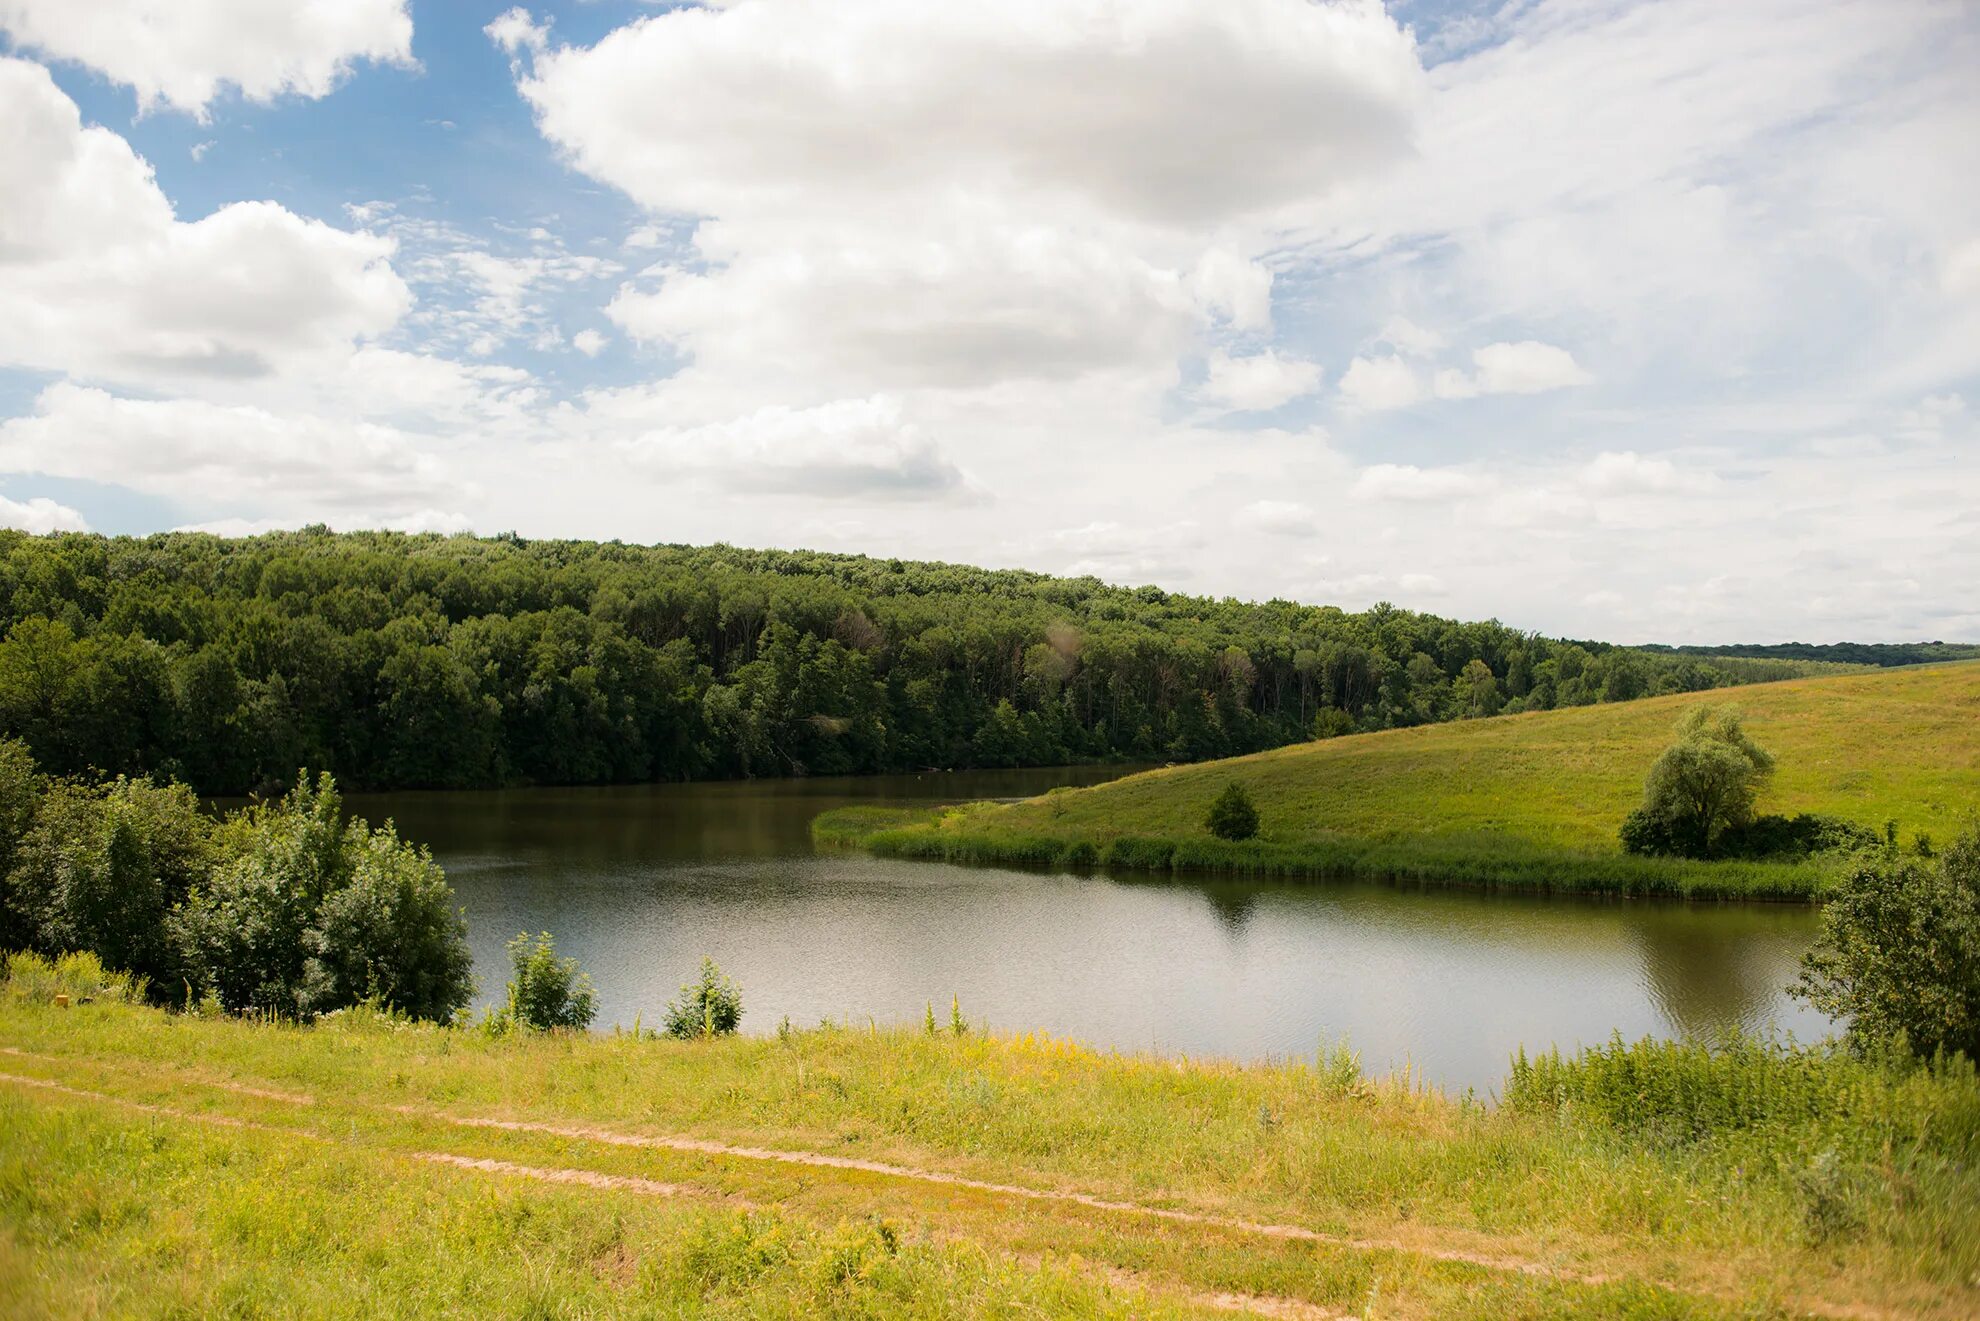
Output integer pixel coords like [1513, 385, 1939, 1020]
[1576, 450, 1714, 496]
[0, 0, 413, 117]
[1337, 354, 1422, 412]
[507, 0, 1423, 392]
[1199, 350, 1323, 413]
[618, 396, 970, 499]
[571, 329, 607, 358]
[0, 58, 409, 387]
[1433, 341, 1592, 399]
[0, 492, 87, 534]
[0, 383, 454, 511]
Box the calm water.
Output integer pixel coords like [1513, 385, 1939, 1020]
[349, 766, 1832, 1094]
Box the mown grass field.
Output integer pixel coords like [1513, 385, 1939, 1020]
[2, 962, 1977, 1320]
[818, 663, 1980, 898]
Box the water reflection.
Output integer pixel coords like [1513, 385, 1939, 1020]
[349, 767, 1833, 1094]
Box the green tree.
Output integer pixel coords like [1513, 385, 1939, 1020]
[661, 956, 742, 1039]
[1205, 783, 1260, 842]
[1620, 706, 1773, 858]
[1792, 826, 1979, 1060]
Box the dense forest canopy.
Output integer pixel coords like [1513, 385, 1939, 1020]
[0, 529, 1862, 795]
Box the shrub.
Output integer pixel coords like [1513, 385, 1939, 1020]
[1621, 705, 1772, 858]
[1204, 783, 1260, 842]
[300, 829, 475, 1025]
[663, 956, 742, 1039]
[171, 773, 473, 1023]
[500, 931, 597, 1031]
[1792, 826, 1980, 1060]
[6, 777, 213, 990]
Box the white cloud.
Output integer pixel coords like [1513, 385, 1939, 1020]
[0, 59, 408, 387]
[0, 492, 87, 534]
[618, 396, 970, 499]
[1576, 451, 1714, 497]
[572, 329, 608, 358]
[1352, 463, 1474, 502]
[509, 0, 1423, 393]
[0, 383, 455, 511]
[1337, 354, 1421, 412]
[1199, 350, 1323, 413]
[0, 0, 413, 118]
[1451, 341, 1593, 397]
[1236, 500, 1315, 536]
[484, 8, 549, 59]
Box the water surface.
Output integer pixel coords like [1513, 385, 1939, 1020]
[350, 766, 1831, 1093]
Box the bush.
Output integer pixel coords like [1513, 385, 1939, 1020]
[1204, 783, 1260, 842]
[171, 773, 473, 1023]
[5, 776, 214, 990]
[499, 931, 597, 1031]
[1792, 826, 1980, 1060]
[663, 956, 742, 1039]
[300, 828, 475, 1024]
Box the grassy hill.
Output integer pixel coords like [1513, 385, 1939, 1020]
[3, 964, 1976, 1319]
[817, 662, 1980, 898]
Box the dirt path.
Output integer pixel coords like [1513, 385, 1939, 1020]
[413, 1106, 1599, 1286]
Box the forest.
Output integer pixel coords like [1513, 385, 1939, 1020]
[0, 528, 1850, 795]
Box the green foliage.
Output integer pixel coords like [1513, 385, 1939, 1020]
[1793, 826, 1980, 1060]
[1204, 783, 1260, 841]
[169, 773, 474, 1022]
[5, 774, 213, 987]
[662, 956, 741, 1039]
[1621, 705, 1774, 857]
[0, 529, 1850, 794]
[497, 931, 597, 1032]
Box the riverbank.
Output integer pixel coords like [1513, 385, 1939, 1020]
[2, 960, 1975, 1319]
[816, 663, 1980, 900]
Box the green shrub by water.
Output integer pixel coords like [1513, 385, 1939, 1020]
[1506, 1032, 1980, 1154]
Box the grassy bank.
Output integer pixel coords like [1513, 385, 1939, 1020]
[1, 956, 1976, 1319]
[817, 662, 1980, 898]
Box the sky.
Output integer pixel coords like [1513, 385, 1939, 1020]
[0, 0, 1974, 645]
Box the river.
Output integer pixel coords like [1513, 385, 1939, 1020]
[349, 764, 1832, 1094]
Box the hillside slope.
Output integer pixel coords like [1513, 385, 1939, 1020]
[820, 662, 1980, 897]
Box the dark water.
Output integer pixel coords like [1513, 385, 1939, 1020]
[348, 766, 1832, 1094]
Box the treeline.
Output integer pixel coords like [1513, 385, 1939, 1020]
[1637, 641, 1980, 668]
[0, 528, 1852, 795]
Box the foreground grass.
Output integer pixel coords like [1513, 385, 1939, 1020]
[2, 963, 1977, 1318]
[818, 662, 1980, 898]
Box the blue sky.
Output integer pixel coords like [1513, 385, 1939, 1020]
[0, 0, 1974, 643]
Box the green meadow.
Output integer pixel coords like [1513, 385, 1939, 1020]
[817, 662, 1980, 898]
[2, 958, 1977, 1320]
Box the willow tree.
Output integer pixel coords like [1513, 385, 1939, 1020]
[1622, 705, 1774, 858]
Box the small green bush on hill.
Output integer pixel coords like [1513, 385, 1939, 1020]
[1204, 783, 1260, 841]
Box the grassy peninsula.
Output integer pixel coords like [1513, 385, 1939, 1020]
[3, 958, 1977, 1320]
[816, 662, 1980, 898]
